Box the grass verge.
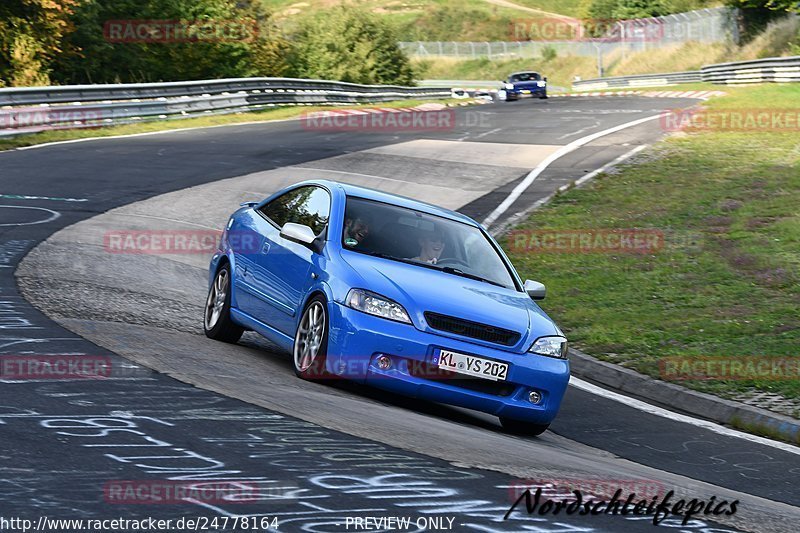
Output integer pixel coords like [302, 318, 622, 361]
[0, 98, 458, 152]
[503, 84, 800, 409]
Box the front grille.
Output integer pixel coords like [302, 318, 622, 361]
[408, 362, 516, 397]
[424, 312, 521, 346]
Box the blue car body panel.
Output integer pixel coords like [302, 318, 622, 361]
[208, 179, 569, 424]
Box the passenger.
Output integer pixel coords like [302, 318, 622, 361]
[343, 210, 373, 246]
[412, 227, 445, 265]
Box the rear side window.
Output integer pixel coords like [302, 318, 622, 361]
[259, 186, 330, 236]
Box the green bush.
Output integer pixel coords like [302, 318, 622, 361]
[289, 6, 415, 86]
[541, 45, 558, 61]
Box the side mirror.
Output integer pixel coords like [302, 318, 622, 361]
[280, 222, 316, 245]
[544, 76, 548, 82]
[524, 279, 546, 300]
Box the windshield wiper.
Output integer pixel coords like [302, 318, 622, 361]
[441, 266, 506, 288]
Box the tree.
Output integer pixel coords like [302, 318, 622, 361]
[726, 0, 800, 11]
[724, 0, 799, 42]
[0, 0, 83, 86]
[50, 0, 257, 84]
[612, 0, 670, 19]
[239, 0, 292, 77]
[290, 6, 415, 86]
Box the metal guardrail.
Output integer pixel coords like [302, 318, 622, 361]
[571, 55, 800, 91]
[700, 55, 800, 84]
[572, 71, 702, 91]
[419, 79, 501, 88]
[0, 77, 451, 135]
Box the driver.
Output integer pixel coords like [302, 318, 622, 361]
[412, 226, 445, 265]
[343, 209, 373, 247]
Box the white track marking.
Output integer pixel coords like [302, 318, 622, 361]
[0, 194, 88, 202]
[487, 144, 650, 237]
[571, 376, 800, 455]
[474, 127, 502, 139]
[0, 205, 61, 226]
[485, 121, 798, 451]
[481, 112, 666, 228]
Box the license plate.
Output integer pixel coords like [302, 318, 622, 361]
[521, 90, 531, 94]
[436, 349, 508, 381]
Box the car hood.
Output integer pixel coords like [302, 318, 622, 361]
[340, 250, 560, 350]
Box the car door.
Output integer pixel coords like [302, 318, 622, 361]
[251, 185, 331, 335]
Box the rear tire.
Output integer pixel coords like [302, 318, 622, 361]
[293, 295, 330, 381]
[204, 263, 244, 343]
[500, 417, 549, 436]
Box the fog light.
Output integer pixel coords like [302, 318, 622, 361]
[377, 355, 392, 370]
[528, 391, 542, 404]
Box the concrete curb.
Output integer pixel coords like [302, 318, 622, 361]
[553, 89, 726, 99]
[569, 348, 800, 445]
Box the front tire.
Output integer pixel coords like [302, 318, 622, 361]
[204, 263, 244, 343]
[500, 417, 549, 436]
[293, 295, 329, 380]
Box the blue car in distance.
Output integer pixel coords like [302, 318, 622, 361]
[501, 71, 548, 101]
[204, 180, 569, 435]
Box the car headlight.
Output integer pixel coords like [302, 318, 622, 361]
[529, 336, 568, 359]
[347, 289, 411, 324]
[504, 83, 514, 90]
[537, 80, 546, 87]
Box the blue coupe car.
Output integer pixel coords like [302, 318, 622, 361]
[502, 71, 548, 101]
[204, 180, 569, 435]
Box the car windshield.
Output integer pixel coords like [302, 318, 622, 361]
[510, 72, 541, 82]
[342, 197, 517, 290]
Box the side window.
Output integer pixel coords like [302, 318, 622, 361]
[259, 186, 330, 236]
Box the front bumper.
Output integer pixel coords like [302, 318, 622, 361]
[506, 87, 547, 99]
[327, 302, 569, 424]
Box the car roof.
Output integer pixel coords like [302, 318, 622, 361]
[308, 179, 480, 227]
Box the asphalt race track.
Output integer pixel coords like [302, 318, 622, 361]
[2, 96, 799, 532]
